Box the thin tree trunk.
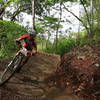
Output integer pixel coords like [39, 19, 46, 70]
[32, 0, 35, 30]
[46, 32, 51, 50]
[56, 3, 62, 54]
[80, 0, 91, 35]
[78, 0, 81, 35]
[97, 0, 100, 26]
[41, 35, 44, 50]
[90, 0, 94, 36]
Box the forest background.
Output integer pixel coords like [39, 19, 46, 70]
[0, 0, 100, 58]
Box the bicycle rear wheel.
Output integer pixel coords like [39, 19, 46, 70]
[0, 53, 24, 86]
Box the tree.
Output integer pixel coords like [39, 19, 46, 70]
[0, 0, 18, 19]
[32, 0, 35, 29]
[1, 0, 49, 21]
[55, 2, 62, 53]
[0, 0, 7, 19]
[90, 0, 93, 32]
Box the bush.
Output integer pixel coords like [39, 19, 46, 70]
[0, 20, 28, 58]
[44, 37, 76, 56]
[57, 37, 76, 56]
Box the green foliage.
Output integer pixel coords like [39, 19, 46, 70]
[38, 16, 63, 31]
[45, 0, 77, 5]
[44, 44, 55, 53]
[80, 0, 90, 6]
[0, 0, 18, 8]
[57, 37, 76, 56]
[35, 23, 45, 33]
[16, 0, 49, 16]
[44, 28, 100, 56]
[0, 0, 3, 4]
[0, 20, 27, 59]
[44, 36, 76, 56]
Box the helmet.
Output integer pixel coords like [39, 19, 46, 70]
[28, 29, 35, 35]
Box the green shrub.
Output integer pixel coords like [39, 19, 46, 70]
[0, 20, 27, 58]
[44, 37, 76, 56]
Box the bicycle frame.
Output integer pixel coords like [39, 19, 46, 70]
[20, 47, 29, 56]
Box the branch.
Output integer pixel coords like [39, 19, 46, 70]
[11, 6, 30, 21]
[0, 0, 14, 19]
[63, 3, 89, 34]
[63, 3, 83, 23]
[80, 0, 91, 29]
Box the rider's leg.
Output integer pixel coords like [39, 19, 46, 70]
[21, 54, 31, 66]
[16, 53, 31, 73]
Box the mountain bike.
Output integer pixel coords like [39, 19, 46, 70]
[0, 46, 46, 97]
[0, 46, 29, 86]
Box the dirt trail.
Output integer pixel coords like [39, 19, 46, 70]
[0, 52, 83, 100]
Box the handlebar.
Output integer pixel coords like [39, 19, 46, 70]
[15, 40, 22, 48]
[16, 40, 21, 44]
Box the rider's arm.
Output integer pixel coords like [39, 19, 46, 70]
[16, 34, 29, 41]
[15, 35, 29, 48]
[32, 39, 37, 54]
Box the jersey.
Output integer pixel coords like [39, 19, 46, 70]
[17, 34, 37, 51]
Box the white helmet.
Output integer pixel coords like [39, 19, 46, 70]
[28, 29, 35, 35]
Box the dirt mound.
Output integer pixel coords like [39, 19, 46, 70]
[45, 45, 100, 100]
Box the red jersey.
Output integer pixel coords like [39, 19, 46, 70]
[17, 34, 37, 51]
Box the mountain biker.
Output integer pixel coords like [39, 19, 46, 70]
[15, 29, 37, 73]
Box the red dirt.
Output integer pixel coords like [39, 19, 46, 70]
[45, 45, 100, 100]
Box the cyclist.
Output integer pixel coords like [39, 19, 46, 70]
[15, 29, 37, 72]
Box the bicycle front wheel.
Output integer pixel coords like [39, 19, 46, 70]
[0, 53, 24, 86]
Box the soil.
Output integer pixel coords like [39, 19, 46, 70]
[46, 45, 100, 100]
[0, 52, 83, 100]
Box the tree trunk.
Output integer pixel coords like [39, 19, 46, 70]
[32, 0, 35, 30]
[41, 36, 44, 50]
[89, 0, 94, 37]
[78, 0, 81, 35]
[97, 0, 100, 26]
[46, 32, 51, 50]
[55, 3, 62, 54]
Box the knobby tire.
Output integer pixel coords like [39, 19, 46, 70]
[0, 52, 24, 86]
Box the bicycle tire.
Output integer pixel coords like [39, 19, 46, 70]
[0, 52, 24, 86]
